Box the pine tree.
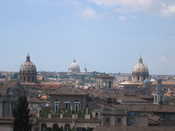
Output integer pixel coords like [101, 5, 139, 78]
[13, 96, 31, 131]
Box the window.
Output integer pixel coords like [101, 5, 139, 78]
[105, 117, 110, 124]
[54, 101, 59, 113]
[74, 101, 80, 112]
[109, 81, 112, 88]
[64, 101, 71, 110]
[117, 118, 121, 123]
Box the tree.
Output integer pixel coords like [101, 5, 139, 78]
[13, 96, 31, 131]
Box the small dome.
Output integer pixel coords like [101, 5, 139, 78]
[133, 57, 149, 73]
[20, 55, 37, 73]
[68, 60, 80, 73]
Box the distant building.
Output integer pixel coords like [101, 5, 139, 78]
[132, 57, 149, 82]
[96, 74, 114, 88]
[118, 57, 150, 88]
[20, 54, 37, 83]
[68, 60, 81, 73]
[49, 87, 88, 113]
[153, 80, 165, 104]
[0, 84, 26, 117]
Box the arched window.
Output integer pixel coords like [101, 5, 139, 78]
[74, 100, 80, 112]
[54, 101, 60, 113]
[41, 124, 47, 131]
[53, 124, 59, 131]
[64, 124, 70, 131]
[64, 101, 71, 111]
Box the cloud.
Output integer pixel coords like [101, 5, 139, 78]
[82, 8, 97, 18]
[160, 56, 169, 63]
[89, 0, 155, 10]
[84, 0, 159, 20]
[118, 15, 128, 21]
[87, 0, 175, 18]
[61, 0, 175, 19]
[161, 3, 175, 16]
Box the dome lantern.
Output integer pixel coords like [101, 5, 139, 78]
[139, 57, 143, 64]
[26, 54, 31, 62]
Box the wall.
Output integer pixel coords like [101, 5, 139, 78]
[94, 127, 175, 131]
[0, 125, 13, 131]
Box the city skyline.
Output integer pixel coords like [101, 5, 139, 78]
[1, 0, 175, 74]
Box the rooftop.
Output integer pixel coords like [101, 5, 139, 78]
[49, 87, 88, 96]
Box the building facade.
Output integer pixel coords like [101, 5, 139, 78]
[96, 74, 114, 89]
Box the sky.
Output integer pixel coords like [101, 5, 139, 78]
[0, 0, 175, 74]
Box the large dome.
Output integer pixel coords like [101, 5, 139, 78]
[132, 57, 149, 82]
[133, 57, 149, 73]
[68, 60, 81, 73]
[20, 55, 37, 73]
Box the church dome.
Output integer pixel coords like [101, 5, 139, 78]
[133, 57, 149, 73]
[20, 54, 37, 83]
[68, 60, 80, 73]
[132, 57, 149, 82]
[20, 55, 37, 73]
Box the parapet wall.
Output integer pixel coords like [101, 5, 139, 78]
[94, 127, 175, 131]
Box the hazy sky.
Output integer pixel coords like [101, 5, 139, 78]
[1, 0, 175, 74]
